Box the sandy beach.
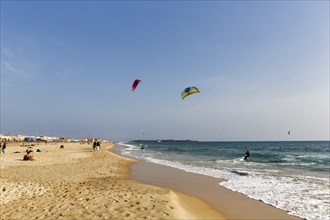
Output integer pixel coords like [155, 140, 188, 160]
[0, 142, 224, 219]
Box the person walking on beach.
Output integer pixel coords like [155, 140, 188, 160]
[92, 141, 97, 151]
[1, 142, 6, 154]
[96, 141, 100, 151]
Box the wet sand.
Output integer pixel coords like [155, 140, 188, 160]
[131, 157, 302, 220]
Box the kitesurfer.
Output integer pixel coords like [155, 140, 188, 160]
[243, 150, 250, 160]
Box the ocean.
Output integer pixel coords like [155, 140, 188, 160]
[118, 141, 330, 220]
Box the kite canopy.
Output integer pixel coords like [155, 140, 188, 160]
[132, 79, 141, 91]
[181, 86, 200, 99]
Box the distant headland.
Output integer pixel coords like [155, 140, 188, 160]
[131, 139, 198, 143]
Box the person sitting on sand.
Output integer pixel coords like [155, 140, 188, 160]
[23, 151, 34, 161]
[26, 146, 33, 153]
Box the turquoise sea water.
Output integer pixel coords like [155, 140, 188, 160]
[118, 141, 330, 220]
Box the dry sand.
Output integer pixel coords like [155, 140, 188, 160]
[0, 142, 224, 220]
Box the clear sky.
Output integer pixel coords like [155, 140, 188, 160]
[1, 1, 329, 141]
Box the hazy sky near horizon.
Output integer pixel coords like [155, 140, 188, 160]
[1, 1, 329, 141]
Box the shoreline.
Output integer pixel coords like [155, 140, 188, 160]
[117, 145, 302, 220]
[131, 160, 302, 220]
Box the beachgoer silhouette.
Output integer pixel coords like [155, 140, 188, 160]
[244, 150, 250, 160]
[1, 142, 6, 154]
[23, 151, 34, 161]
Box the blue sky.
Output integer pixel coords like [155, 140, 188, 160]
[1, 1, 329, 141]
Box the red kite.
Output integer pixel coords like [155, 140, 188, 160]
[132, 79, 141, 91]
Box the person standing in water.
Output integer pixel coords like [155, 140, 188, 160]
[244, 149, 250, 160]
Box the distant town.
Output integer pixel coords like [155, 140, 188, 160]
[0, 134, 108, 143]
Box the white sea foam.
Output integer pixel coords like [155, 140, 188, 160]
[220, 173, 330, 220]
